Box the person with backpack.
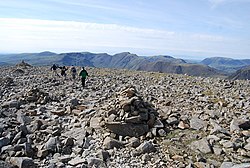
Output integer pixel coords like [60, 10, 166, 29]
[71, 66, 77, 81]
[79, 67, 88, 88]
[51, 64, 59, 77]
[59, 66, 68, 79]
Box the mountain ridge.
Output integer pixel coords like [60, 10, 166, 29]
[201, 57, 250, 73]
[0, 51, 234, 77]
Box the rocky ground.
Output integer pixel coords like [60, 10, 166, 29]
[0, 63, 250, 168]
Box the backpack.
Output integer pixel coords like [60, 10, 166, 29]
[72, 67, 76, 73]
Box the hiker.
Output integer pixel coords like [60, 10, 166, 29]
[71, 66, 77, 80]
[59, 66, 68, 79]
[51, 64, 59, 77]
[79, 67, 88, 88]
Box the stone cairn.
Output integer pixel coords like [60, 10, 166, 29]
[104, 87, 166, 138]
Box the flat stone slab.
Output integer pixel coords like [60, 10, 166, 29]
[105, 122, 149, 137]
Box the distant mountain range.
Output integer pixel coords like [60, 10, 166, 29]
[201, 57, 250, 73]
[1, 51, 249, 78]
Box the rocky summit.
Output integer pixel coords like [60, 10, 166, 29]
[0, 65, 250, 168]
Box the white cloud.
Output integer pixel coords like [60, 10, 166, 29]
[0, 18, 248, 58]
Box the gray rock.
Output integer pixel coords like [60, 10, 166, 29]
[239, 120, 250, 130]
[213, 146, 223, 155]
[190, 138, 212, 154]
[142, 153, 151, 162]
[190, 116, 206, 130]
[70, 98, 79, 107]
[124, 116, 142, 123]
[158, 129, 167, 136]
[90, 117, 103, 129]
[231, 163, 250, 168]
[68, 156, 86, 166]
[96, 150, 110, 161]
[2, 100, 21, 109]
[24, 142, 35, 157]
[166, 117, 179, 125]
[87, 157, 106, 168]
[0, 137, 10, 149]
[103, 137, 124, 149]
[244, 143, 250, 151]
[10, 157, 37, 168]
[210, 120, 230, 135]
[0, 160, 14, 168]
[44, 137, 60, 153]
[17, 113, 31, 125]
[153, 119, 164, 128]
[221, 140, 235, 148]
[64, 137, 74, 147]
[37, 149, 49, 158]
[135, 141, 156, 155]
[105, 122, 149, 137]
[127, 137, 140, 148]
[230, 119, 240, 132]
[58, 155, 72, 163]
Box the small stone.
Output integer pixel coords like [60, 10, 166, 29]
[68, 156, 86, 166]
[221, 140, 234, 148]
[0, 137, 10, 149]
[230, 119, 240, 132]
[136, 141, 156, 155]
[178, 121, 189, 129]
[125, 116, 142, 123]
[64, 137, 74, 147]
[190, 116, 206, 130]
[142, 153, 151, 162]
[87, 157, 106, 167]
[127, 137, 140, 148]
[220, 162, 234, 168]
[190, 138, 212, 154]
[158, 129, 167, 136]
[37, 149, 49, 158]
[17, 113, 31, 125]
[24, 142, 35, 157]
[231, 163, 250, 168]
[166, 117, 179, 125]
[103, 137, 124, 149]
[153, 119, 164, 128]
[2, 100, 21, 109]
[44, 137, 60, 153]
[213, 146, 223, 155]
[10, 157, 36, 168]
[96, 150, 110, 161]
[244, 143, 250, 151]
[70, 98, 79, 107]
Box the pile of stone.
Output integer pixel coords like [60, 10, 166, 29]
[104, 87, 166, 138]
[15, 61, 32, 68]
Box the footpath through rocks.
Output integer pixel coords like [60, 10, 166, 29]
[0, 65, 250, 168]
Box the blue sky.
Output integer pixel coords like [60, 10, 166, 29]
[0, 0, 250, 59]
